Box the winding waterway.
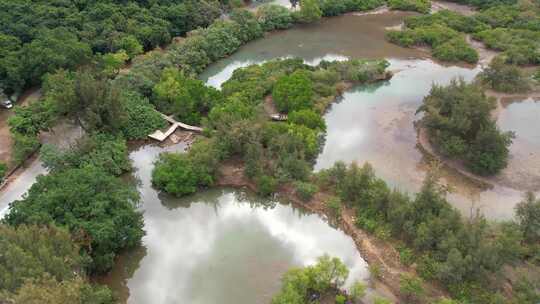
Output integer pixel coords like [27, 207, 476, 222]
[200, 12, 540, 221]
[100, 144, 372, 303]
[1, 6, 539, 304]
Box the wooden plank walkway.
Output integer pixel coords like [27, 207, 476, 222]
[148, 113, 203, 142]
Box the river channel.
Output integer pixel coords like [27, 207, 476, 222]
[0, 5, 539, 304]
[200, 12, 539, 221]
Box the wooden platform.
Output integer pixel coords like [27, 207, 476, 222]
[148, 113, 203, 142]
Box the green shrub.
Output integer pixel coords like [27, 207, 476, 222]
[256, 4, 294, 32]
[373, 297, 392, 304]
[272, 255, 349, 304]
[152, 139, 221, 197]
[40, 134, 131, 176]
[387, 24, 479, 63]
[0, 162, 7, 182]
[480, 56, 530, 93]
[326, 197, 342, 218]
[295, 181, 319, 201]
[400, 274, 425, 302]
[432, 37, 479, 63]
[405, 10, 489, 33]
[388, 0, 431, 13]
[257, 175, 278, 197]
[12, 133, 40, 165]
[335, 294, 347, 304]
[398, 246, 415, 266]
[153, 68, 224, 125]
[230, 9, 265, 43]
[350, 281, 367, 301]
[369, 264, 382, 280]
[473, 28, 540, 65]
[288, 109, 326, 131]
[296, 0, 323, 23]
[273, 70, 314, 113]
[120, 91, 167, 140]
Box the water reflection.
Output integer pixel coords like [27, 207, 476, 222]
[102, 144, 369, 304]
[200, 12, 422, 88]
[496, 97, 540, 193]
[314, 59, 535, 220]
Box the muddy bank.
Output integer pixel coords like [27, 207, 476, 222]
[216, 160, 447, 303]
[431, 0, 476, 16]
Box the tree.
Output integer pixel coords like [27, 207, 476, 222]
[309, 255, 349, 292]
[480, 56, 530, 93]
[516, 192, 540, 243]
[467, 124, 514, 175]
[417, 78, 513, 175]
[297, 0, 322, 23]
[400, 274, 425, 302]
[152, 139, 221, 197]
[230, 9, 264, 43]
[40, 134, 131, 176]
[7, 276, 113, 304]
[257, 4, 294, 32]
[101, 50, 129, 77]
[273, 70, 314, 113]
[271, 255, 349, 303]
[0, 225, 84, 293]
[3, 166, 144, 274]
[73, 71, 127, 133]
[119, 91, 166, 140]
[21, 28, 92, 87]
[153, 68, 223, 125]
[288, 109, 326, 131]
[350, 281, 367, 302]
[113, 35, 143, 59]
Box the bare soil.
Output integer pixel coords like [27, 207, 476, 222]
[431, 0, 476, 16]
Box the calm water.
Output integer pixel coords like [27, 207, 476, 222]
[100, 144, 370, 304]
[200, 12, 422, 88]
[1, 8, 538, 304]
[199, 12, 540, 220]
[313, 60, 533, 220]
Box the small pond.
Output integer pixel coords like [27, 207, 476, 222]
[100, 144, 371, 304]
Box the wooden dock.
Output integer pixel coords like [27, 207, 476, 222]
[148, 113, 203, 142]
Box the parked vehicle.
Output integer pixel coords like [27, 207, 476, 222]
[1, 99, 13, 109]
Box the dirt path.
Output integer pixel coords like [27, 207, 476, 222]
[216, 160, 448, 303]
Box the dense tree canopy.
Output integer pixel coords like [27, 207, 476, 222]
[0, 225, 114, 304]
[273, 70, 314, 113]
[417, 78, 514, 175]
[153, 68, 224, 124]
[0, 0, 225, 93]
[3, 166, 144, 273]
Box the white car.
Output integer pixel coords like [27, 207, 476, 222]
[1, 99, 13, 109]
